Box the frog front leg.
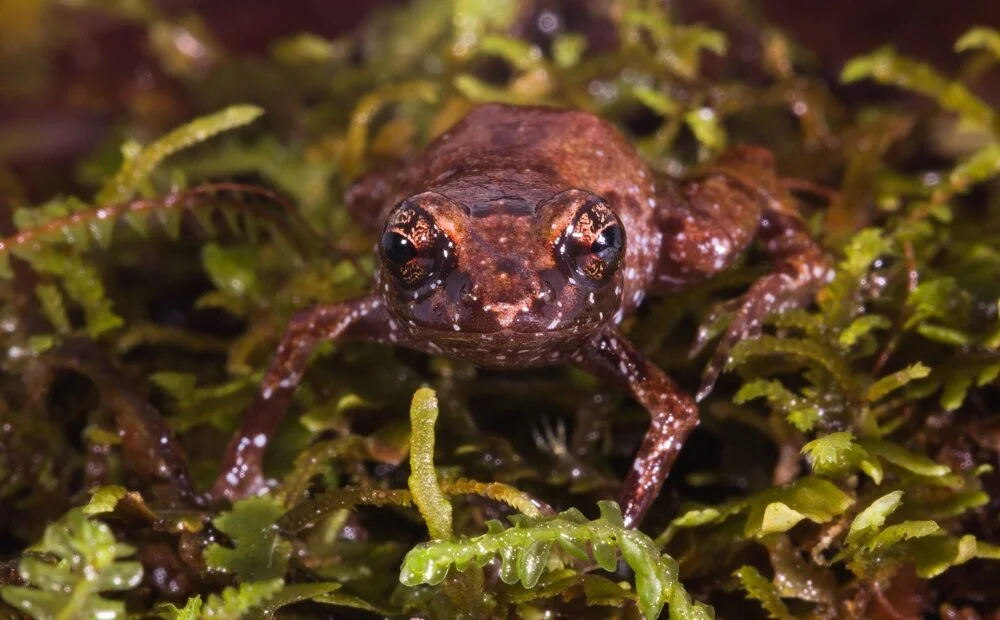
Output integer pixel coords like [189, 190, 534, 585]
[576, 328, 699, 527]
[210, 295, 387, 502]
[654, 146, 832, 400]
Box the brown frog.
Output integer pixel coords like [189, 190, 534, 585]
[211, 103, 831, 527]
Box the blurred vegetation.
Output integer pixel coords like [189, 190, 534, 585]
[0, 0, 999, 617]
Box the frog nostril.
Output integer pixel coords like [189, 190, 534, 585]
[539, 268, 565, 301]
[460, 283, 479, 306]
[537, 281, 555, 303]
[446, 271, 479, 306]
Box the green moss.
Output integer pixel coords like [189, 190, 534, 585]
[1, 1, 998, 618]
[0, 509, 143, 620]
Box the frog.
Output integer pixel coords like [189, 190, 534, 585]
[210, 103, 831, 527]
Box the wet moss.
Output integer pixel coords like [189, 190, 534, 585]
[0, 1, 998, 618]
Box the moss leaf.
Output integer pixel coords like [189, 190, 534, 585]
[96, 104, 264, 206]
[955, 27, 1000, 58]
[204, 497, 290, 581]
[199, 579, 284, 618]
[82, 485, 129, 515]
[0, 508, 142, 620]
[845, 490, 904, 547]
[734, 565, 792, 620]
[841, 46, 995, 130]
[400, 500, 699, 620]
[745, 477, 854, 537]
[407, 387, 453, 540]
[865, 362, 930, 402]
[859, 440, 957, 485]
[802, 432, 883, 484]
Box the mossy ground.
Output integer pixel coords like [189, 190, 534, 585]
[0, 1, 998, 618]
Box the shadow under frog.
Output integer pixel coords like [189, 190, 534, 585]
[211, 103, 831, 527]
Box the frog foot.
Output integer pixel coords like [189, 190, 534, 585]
[693, 271, 800, 401]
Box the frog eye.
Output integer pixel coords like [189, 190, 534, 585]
[559, 200, 625, 283]
[379, 228, 440, 289]
[381, 231, 418, 264]
[590, 223, 623, 263]
[379, 206, 449, 291]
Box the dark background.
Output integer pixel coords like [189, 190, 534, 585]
[0, 0, 997, 200]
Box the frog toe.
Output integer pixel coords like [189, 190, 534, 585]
[695, 273, 799, 401]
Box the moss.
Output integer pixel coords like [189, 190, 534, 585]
[0, 1, 998, 618]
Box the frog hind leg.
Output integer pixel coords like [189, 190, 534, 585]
[575, 328, 698, 527]
[652, 146, 832, 400]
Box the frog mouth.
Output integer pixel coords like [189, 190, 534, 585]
[489, 301, 542, 330]
[393, 298, 608, 337]
[412, 315, 602, 340]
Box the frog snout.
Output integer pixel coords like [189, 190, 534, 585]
[495, 257, 522, 275]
